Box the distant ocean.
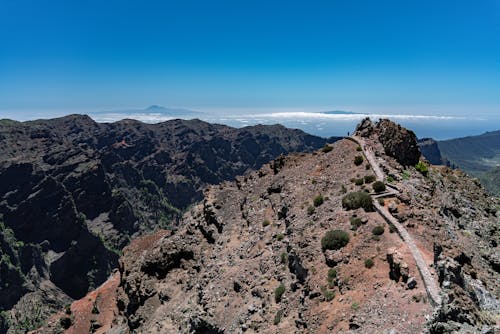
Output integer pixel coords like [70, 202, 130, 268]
[1, 109, 499, 140]
[200, 111, 500, 140]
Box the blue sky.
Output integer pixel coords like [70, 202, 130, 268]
[0, 0, 499, 117]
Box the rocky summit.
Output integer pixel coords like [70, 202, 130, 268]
[34, 118, 499, 334]
[0, 115, 336, 333]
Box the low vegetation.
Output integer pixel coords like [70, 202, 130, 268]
[321, 230, 350, 251]
[364, 175, 376, 183]
[349, 216, 363, 230]
[415, 161, 429, 176]
[275, 284, 286, 303]
[262, 219, 270, 227]
[342, 192, 374, 211]
[322, 144, 333, 153]
[313, 194, 324, 207]
[354, 155, 364, 166]
[372, 225, 385, 236]
[307, 205, 315, 215]
[364, 258, 374, 268]
[372, 181, 386, 193]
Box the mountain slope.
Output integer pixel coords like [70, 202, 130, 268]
[0, 115, 338, 333]
[417, 130, 500, 196]
[38, 119, 498, 333]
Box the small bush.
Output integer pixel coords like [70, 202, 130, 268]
[356, 146, 362, 151]
[275, 284, 285, 303]
[389, 224, 396, 233]
[364, 258, 374, 268]
[323, 289, 335, 301]
[280, 252, 288, 264]
[342, 192, 374, 211]
[276, 233, 284, 241]
[322, 144, 333, 153]
[262, 219, 270, 227]
[341, 185, 347, 194]
[351, 302, 360, 310]
[387, 176, 394, 183]
[311, 178, 317, 185]
[354, 155, 364, 166]
[378, 198, 385, 206]
[307, 205, 315, 215]
[313, 194, 324, 207]
[364, 175, 376, 183]
[327, 268, 337, 284]
[365, 163, 370, 170]
[354, 178, 364, 186]
[273, 310, 283, 325]
[372, 225, 385, 236]
[372, 181, 386, 193]
[402, 170, 410, 180]
[350, 216, 363, 230]
[415, 161, 429, 176]
[321, 230, 350, 251]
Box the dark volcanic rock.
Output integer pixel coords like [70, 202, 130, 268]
[0, 115, 337, 332]
[356, 118, 421, 166]
[418, 138, 443, 165]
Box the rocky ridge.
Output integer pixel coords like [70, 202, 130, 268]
[0, 115, 336, 333]
[37, 119, 498, 333]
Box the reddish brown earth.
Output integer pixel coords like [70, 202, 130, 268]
[34, 119, 499, 334]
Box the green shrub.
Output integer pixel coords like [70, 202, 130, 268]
[351, 302, 360, 310]
[313, 194, 324, 207]
[341, 185, 347, 194]
[372, 181, 386, 193]
[280, 252, 288, 264]
[402, 170, 410, 180]
[307, 205, 315, 215]
[356, 146, 362, 151]
[276, 233, 284, 241]
[389, 224, 396, 233]
[415, 161, 429, 176]
[387, 176, 394, 183]
[327, 268, 337, 287]
[364, 258, 374, 268]
[321, 230, 350, 251]
[342, 192, 374, 211]
[364, 175, 376, 183]
[275, 284, 285, 303]
[365, 163, 370, 170]
[354, 178, 364, 186]
[322, 144, 333, 153]
[311, 178, 317, 185]
[273, 310, 283, 325]
[372, 225, 385, 236]
[262, 219, 270, 227]
[323, 289, 335, 301]
[378, 198, 385, 206]
[354, 155, 364, 166]
[350, 216, 363, 230]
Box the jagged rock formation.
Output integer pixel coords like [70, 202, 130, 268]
[37, 119, 499, 333]
[0, 115, 337, 333]
[356, 118, 421, 166]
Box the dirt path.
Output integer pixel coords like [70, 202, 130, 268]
[349, 136, 442, 307]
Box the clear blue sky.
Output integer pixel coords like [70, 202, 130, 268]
[1, 0, 499, 115]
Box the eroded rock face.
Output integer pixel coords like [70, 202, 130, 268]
[0, 115, 337, 333]
[356, 118, 421, 166]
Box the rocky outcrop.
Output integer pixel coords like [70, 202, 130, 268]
[0, 115, 338, 333]
[356, 118, 421, 166]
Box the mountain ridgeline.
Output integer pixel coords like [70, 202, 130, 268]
[33, 118, 499, 334]
[418, 130, 500, 196]
[0, 115, 338, 333]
